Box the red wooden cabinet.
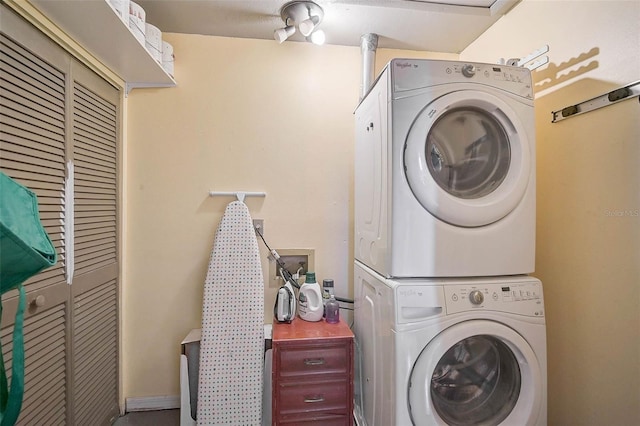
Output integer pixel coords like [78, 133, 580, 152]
[272, 318, 354, 425]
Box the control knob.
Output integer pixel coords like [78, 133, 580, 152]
[461, 64, 476, 78]
[469, 290, 484, 305]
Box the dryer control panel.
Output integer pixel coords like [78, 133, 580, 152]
[443, 281, 544, 317]
[390, 59, 533, 100]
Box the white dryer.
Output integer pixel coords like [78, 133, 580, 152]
[353, 261, 547, 426]
[355, 59, 536, 278]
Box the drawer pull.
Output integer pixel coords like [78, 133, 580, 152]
[303, 358, 325, 366]
[303, 395, 325, 403]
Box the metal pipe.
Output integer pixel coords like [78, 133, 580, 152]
[360, 33, 378, 100]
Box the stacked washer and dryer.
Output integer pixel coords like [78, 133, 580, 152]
[353, 59, 547, 426]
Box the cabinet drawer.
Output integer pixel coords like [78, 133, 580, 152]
[277, 413, 351, 425]
[277, 378, 350, 415]
[277, 342, 350, 377]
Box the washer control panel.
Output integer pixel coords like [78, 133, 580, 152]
[443, 281, 544, 317]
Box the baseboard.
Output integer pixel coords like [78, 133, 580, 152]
[125, 395, 180, 412]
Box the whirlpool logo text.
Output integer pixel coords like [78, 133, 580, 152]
[395, 62, 418, 69]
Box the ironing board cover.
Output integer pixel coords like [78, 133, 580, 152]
[197, 201, 264, 425]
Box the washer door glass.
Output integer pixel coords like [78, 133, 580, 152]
[427, 107, 510, 199]
[430, 335, 520, 425]
[408, 320, 543, 426]
[404, 90, 531, 227]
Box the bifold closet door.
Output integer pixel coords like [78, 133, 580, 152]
[70, 60, 120, 426]
[0, 4, 120, 425]
[1, 7, 71, 424]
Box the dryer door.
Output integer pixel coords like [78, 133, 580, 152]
[404, 90, 531, 227]
[408, 320, 543, 426]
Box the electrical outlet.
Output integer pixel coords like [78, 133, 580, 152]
[252, 219, 264, 236]
[269, 249, 315, 288]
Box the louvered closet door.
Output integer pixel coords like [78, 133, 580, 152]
[1, 7, 71, 425]
[70, 62, 120, 426]
[1, 5, 120, 426]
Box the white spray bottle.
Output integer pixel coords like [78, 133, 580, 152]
[298, 272, 323, 322]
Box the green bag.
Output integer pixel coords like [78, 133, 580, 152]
[0, 172, 57, 426]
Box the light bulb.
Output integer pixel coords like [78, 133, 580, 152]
[274, 26, 295, 43]
[299, 15, 320, 37]
[309, 29, 325, 45]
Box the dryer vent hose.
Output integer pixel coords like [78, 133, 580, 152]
[360, 33, 378, 101]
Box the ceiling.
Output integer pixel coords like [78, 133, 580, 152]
[135, 0, 521, 53]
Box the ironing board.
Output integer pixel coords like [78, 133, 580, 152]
[197, 201, 264, 425]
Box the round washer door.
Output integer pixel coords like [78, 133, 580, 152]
[404, 90, 531, 227]
[409, 320, 543, 426]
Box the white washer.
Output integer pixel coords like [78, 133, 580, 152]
[353, 261, 547, 426]
[355, 59, 536, 278]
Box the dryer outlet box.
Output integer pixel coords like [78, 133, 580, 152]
[269, 249, 315, 288]
[253, 219, 264, 236]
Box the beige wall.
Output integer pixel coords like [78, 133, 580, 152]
[461, 1, 640, 425]
[124, 34, 455, 398]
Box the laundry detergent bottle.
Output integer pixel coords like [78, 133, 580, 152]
[298, 272, 323, 322]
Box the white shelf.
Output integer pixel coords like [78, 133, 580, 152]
[30, 0, 175, 91]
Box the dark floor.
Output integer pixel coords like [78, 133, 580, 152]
[113, 409, 180, 426]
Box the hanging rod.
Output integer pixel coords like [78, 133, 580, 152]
[209, 191, 266, 202]
[551, 80, 640, 123]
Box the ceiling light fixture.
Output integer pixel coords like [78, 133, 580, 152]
[275, 1, 325, 45]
